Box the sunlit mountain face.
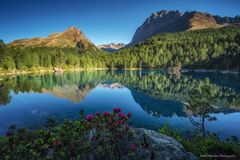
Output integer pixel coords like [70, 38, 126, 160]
[0, 70, 240, 139]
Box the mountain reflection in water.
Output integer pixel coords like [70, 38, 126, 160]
[0, 70, 240, 139]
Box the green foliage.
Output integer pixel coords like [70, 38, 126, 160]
[107, 26, 240, 70]
[159, 82, 240, 159]
[1, 26, 240, 72]
[159, 124, 240, 159]
[0, 108, 136, 160]
[0, 46, 107, 71]
[236, 33, 240, 45]
[0, 42, 15, 69]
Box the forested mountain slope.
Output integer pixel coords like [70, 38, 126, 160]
[0, 26, 240, 71]
[107, 26, 240, 70]
[0, 27, 103, 71]
[130, 10, 240, 45]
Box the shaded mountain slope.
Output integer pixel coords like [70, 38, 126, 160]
[130, 10, 240, 45]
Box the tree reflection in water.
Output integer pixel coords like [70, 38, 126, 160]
[0, 70, 240, 115]
[186, 80, 217, 137]
[0, 70, 240, 138]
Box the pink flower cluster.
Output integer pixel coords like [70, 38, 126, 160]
[84, 108, 132, 132]
[118, 113, 125, 119]
[103, 112, 110, 117]
[86, 114, 94, 121]
[95, 112, 100, 116]
[113, 107, 121, 113]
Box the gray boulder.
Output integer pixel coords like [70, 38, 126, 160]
[133, 128, 197, 160]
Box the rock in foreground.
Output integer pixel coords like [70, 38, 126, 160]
[133, 128, 197, 160]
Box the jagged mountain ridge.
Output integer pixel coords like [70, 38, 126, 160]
[8, 26, 99, 52]
[98, 43, 126, 52]
[42, 84, 93, 103]
[130, 10, 240, 45]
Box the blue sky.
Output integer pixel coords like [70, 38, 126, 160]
[0, 0, 240, 45]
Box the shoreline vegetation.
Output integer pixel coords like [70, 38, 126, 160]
[0, 67, 143, 76]
[0, 67, 239, 76]
[1, 26, 240, 76]
[0, 108, 239, 159]
[0, 67, 107, 76]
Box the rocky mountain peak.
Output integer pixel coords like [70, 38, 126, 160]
[64, 26, 81, 34]
[98, 43, 126, 52]
[146, 10, 182, 24]
[151, 10, 169, 18]
[130, 10, 240, 45]
[8, 27, 98, 52]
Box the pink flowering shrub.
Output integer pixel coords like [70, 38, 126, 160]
[0, 108, 137, 159]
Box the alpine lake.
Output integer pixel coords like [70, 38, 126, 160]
[0, 70, 240, 140]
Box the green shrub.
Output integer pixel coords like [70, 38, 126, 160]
[159, 124, 240, 159]
[0, 108, 136, 160]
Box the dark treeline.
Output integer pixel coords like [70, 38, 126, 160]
[0, 43, 106, 70]
[108, 26, 240, 70]
[0, 26, 240, 71]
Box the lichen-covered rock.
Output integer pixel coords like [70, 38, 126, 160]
[133, 128, 197, 160]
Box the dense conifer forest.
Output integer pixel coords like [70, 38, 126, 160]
[109, 26, 240, 70]
[1, 26, 240, 71]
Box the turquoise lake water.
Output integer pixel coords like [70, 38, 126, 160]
[0, 70, 240, 139]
